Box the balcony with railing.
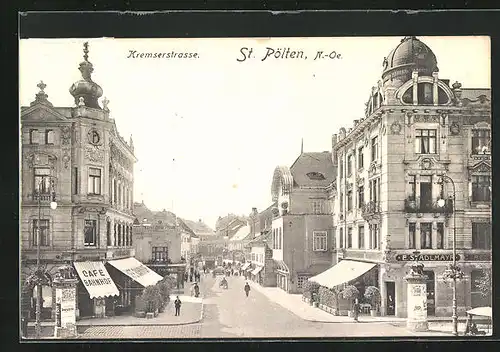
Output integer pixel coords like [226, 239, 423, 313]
[24, 192, 54, 204]
[404, 196, 453, 214]
[361, 201, 381, 221]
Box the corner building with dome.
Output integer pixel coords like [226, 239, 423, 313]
[316, 36, 491, 318]
[20, 43, 161, 322]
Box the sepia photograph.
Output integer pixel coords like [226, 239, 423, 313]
[19, 34, 492, 340]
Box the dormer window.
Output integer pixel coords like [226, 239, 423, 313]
[306, 172, 325, 180]
[472, 129, 490, 155]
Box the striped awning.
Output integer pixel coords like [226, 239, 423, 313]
[73, 261, 119, 299]
[308, 260, 376, 288]
[241, 263, 251, 271]
[107, 257, 163, 287]
[251, 266, 263, 276]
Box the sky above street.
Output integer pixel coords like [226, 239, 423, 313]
[19, 37, 490, 228]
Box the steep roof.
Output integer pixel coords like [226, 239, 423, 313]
[132, 202, 196, 236]
[230, 225, 251, 241]
[289, 152, 335, 187]
[183, 219, 214, 234]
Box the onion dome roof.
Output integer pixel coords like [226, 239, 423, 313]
[382, 36, 438, 83]
[69, 42, 103, 109]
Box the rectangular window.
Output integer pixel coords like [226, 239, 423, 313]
[419, 175, 433, 211]
[32, 219, 50, 246]
[358, 147, 364, 169]
[420, 222, 432, 249]
[84, 219, 97, 246]
[34, 168, 51, 194]
[472, 176, 491, 202]
[339, 228, 344, 248]
[339, 192, 344, 212]
[436, 223, 444, 249]
[371, 136, 378, 162]
[347, 227, 352, 248]
[313, 231, 328, 251]
[472, 130, 491, 155]
[279, 228, 282, 249]
[88, 168, 102, 195]
[358, 226, 365, 249]
[347, 190, 353, 211]
[408, 175, 416, 200]
[472, 222, 491, 249]
[152, 247, 169, 262]
[369, 178, 380, 203]
[106, 220, 111, 246]
[45, 130, 55, 144]
[408, 223, 416, 249]
[357, 186, 364, 208]
[312, 200, 322, 214]
[339, 157, 344, 180]
[415, 129, 437, 154]
[347, 154, 353, 176]
[29, 129, 39, 144]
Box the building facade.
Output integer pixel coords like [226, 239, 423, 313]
[21, 43, 140, 320]
[270, 151, 336, 293]
[329, 36, 491, 318]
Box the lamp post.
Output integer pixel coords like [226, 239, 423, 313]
[437, 175, 458, 336]
[34, 176, 58, 338]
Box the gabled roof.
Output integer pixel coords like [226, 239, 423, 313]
[230, 225, 251, 241]
[247, 230, 272, 247]
[289, 152, 335, 187]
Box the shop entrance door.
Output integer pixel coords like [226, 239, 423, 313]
[424, 271, 435, 316]
[386, 282, 395, 316]
[77, 282, 94, 317]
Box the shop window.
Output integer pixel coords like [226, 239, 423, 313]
[45, 130, 55, 144]
[371, 136, 378, 162]
[88, 167, 102, 195]
[347, 191, 353, 211]
[358, 226, 365, 249]
[32, 219, 50, 246]
[408, 223, 416, 249]
[313, 231, 327, 251]
[415, 129, 437, 154]
[472, 176, 491, 202]
[436, 223, 444, 249]
[357, 186, 364, 209]
[358, 146, 364, 169]
[29, 129, 39, 144]
[420, 222, 432, 249]
[347, 154, 353, 176]
[472, 222, 491, 249]
[84, 219, 97, 247]
[347, 227, 352, 248]
[33, 285, 53, 308]
[472, 130, 490, 155]
[152, 247, 168, 262]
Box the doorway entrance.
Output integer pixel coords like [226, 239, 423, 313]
[386, 281, 395, 316]
[77, 281, 93, 317]
[424, 271, 435, 316]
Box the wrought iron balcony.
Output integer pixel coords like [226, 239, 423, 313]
[362, 201, 381, 220]
[404, 196, 453, 214]
[26, 192, 53, 202]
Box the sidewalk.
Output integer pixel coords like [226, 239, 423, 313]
[240, 277, 477, 333]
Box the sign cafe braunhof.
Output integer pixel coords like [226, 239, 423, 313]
[395, 253, 461, 262]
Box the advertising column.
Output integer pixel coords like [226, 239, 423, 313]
[404, 263, 429, 332]
[53, 272, 79, 338]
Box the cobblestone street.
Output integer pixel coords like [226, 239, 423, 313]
[73, 273, 450, 339]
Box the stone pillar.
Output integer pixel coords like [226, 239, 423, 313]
[404, 263, 429, 332]
[53, 275, 78, 338]
[379, 266, 387, 316]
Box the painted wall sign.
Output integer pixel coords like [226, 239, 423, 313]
[395, 254, 461, 262]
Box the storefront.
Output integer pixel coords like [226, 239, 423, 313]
[251, 266, 263, 285]
[274, 260, 290, 292]
[73, 261, 120, 319]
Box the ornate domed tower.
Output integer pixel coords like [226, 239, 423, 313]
[381, 36, 439, 89]
[69, 42, 104, 109]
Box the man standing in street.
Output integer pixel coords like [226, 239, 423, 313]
[174, 296, 182, 316]
[244, 282, 251, 298]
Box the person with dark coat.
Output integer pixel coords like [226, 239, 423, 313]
[174, 296, 182, 316]
[353, 298, 360, 322]
[244, 282, 251, 297]
[194, 283, 200, 298]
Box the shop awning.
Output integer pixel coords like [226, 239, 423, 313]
[73, 261, 120, 299]
[308, 260, 376, 288]
[107, 257, 163, 287]
[241, 263, 251, 270]
[251, 266, 263, 275]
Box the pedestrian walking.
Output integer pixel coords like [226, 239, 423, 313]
[174, 296, 182, 316]
[194, 282, 200, 298]
[244, 282, 251, 298]
[353, 298, 359, 322]
[203, 265, 206, 274]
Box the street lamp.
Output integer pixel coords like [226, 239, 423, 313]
[437, 175, 459, 336]
[32, 176, 58, 338]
